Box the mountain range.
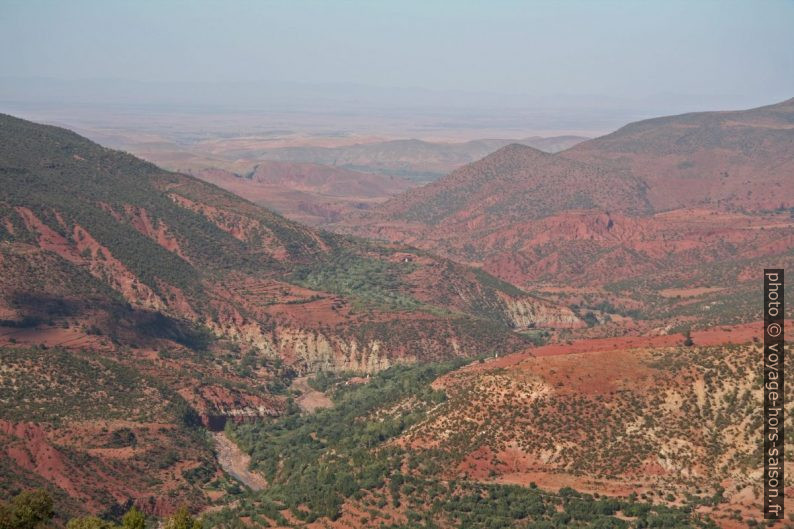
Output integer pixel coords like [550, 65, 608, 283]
[564, 97, 794, 211]
[104, 132, 588, 225]
[1, 98, 792, 528]
[336, 98, 794, 330]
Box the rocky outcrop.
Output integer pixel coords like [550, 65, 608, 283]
[499, 293, 583, 329]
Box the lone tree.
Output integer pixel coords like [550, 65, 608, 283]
[121, 508, 144, 529]
[683, 328, 694, 347]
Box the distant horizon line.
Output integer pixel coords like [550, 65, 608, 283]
[0, 74, 775, 103]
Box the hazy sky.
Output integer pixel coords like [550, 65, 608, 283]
[2, 0, 793, 102]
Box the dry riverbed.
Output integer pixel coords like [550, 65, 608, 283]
[211, 431, 267, 491]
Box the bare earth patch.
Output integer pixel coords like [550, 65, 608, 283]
[291, 376, 333, 413]
[659, 286, 725, 298]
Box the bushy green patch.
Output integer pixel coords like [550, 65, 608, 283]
[306, 370, 355, 392]
[471, 267, 526, 298]
[290, 252, 422, 311]
[224, 361, 460, 522]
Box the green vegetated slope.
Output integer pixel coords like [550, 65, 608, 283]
[0, 347, 170, 422]
[207, 360, 718, 529]
[564, 97, 794, 211]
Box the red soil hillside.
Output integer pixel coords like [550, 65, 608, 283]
[365, 143, 650, 225]
[563, 97, 794, 211]
[335, 99, 794, 327]
[399, 327, 793, 529]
